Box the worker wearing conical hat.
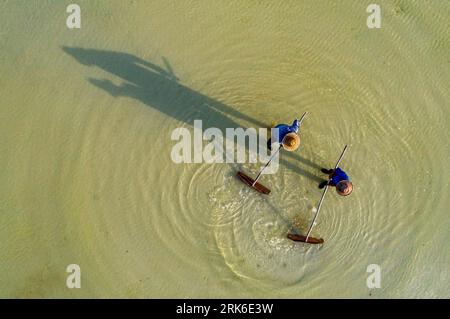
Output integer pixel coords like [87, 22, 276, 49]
[319, 167, 353, 196]
[267, 119, 300, 151]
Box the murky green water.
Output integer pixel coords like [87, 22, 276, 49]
[1, 1, 449, 298]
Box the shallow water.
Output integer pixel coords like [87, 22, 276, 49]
[0, 1, 449, 298]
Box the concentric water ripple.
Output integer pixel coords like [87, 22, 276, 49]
[1, 1, 449, 298]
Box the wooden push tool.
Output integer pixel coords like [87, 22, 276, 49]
[288, 145, 348, 244]
[236, 170, 273, 195]
[236, 112, 308, 195]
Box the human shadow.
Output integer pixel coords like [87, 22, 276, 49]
[62, 47, 323, 183]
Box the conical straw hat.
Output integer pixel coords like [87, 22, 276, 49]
[336, 180, 353, 196]
[282, 133, 300, 152]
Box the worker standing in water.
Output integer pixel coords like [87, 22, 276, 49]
[319, 167, 353, 196]
[267, 119, 300, 150]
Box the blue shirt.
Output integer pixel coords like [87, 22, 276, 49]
[273, 120, 300, 143]
[330, 168, 349, 186]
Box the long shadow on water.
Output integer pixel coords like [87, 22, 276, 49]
[62, 47, 323, 183]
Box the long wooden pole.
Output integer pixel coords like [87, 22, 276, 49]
[305, 145, 348, 242]
[251, 112, 308, 186]
[252, 145, 282, 186]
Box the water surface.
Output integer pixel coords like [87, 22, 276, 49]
[0, 0, 449, 298]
